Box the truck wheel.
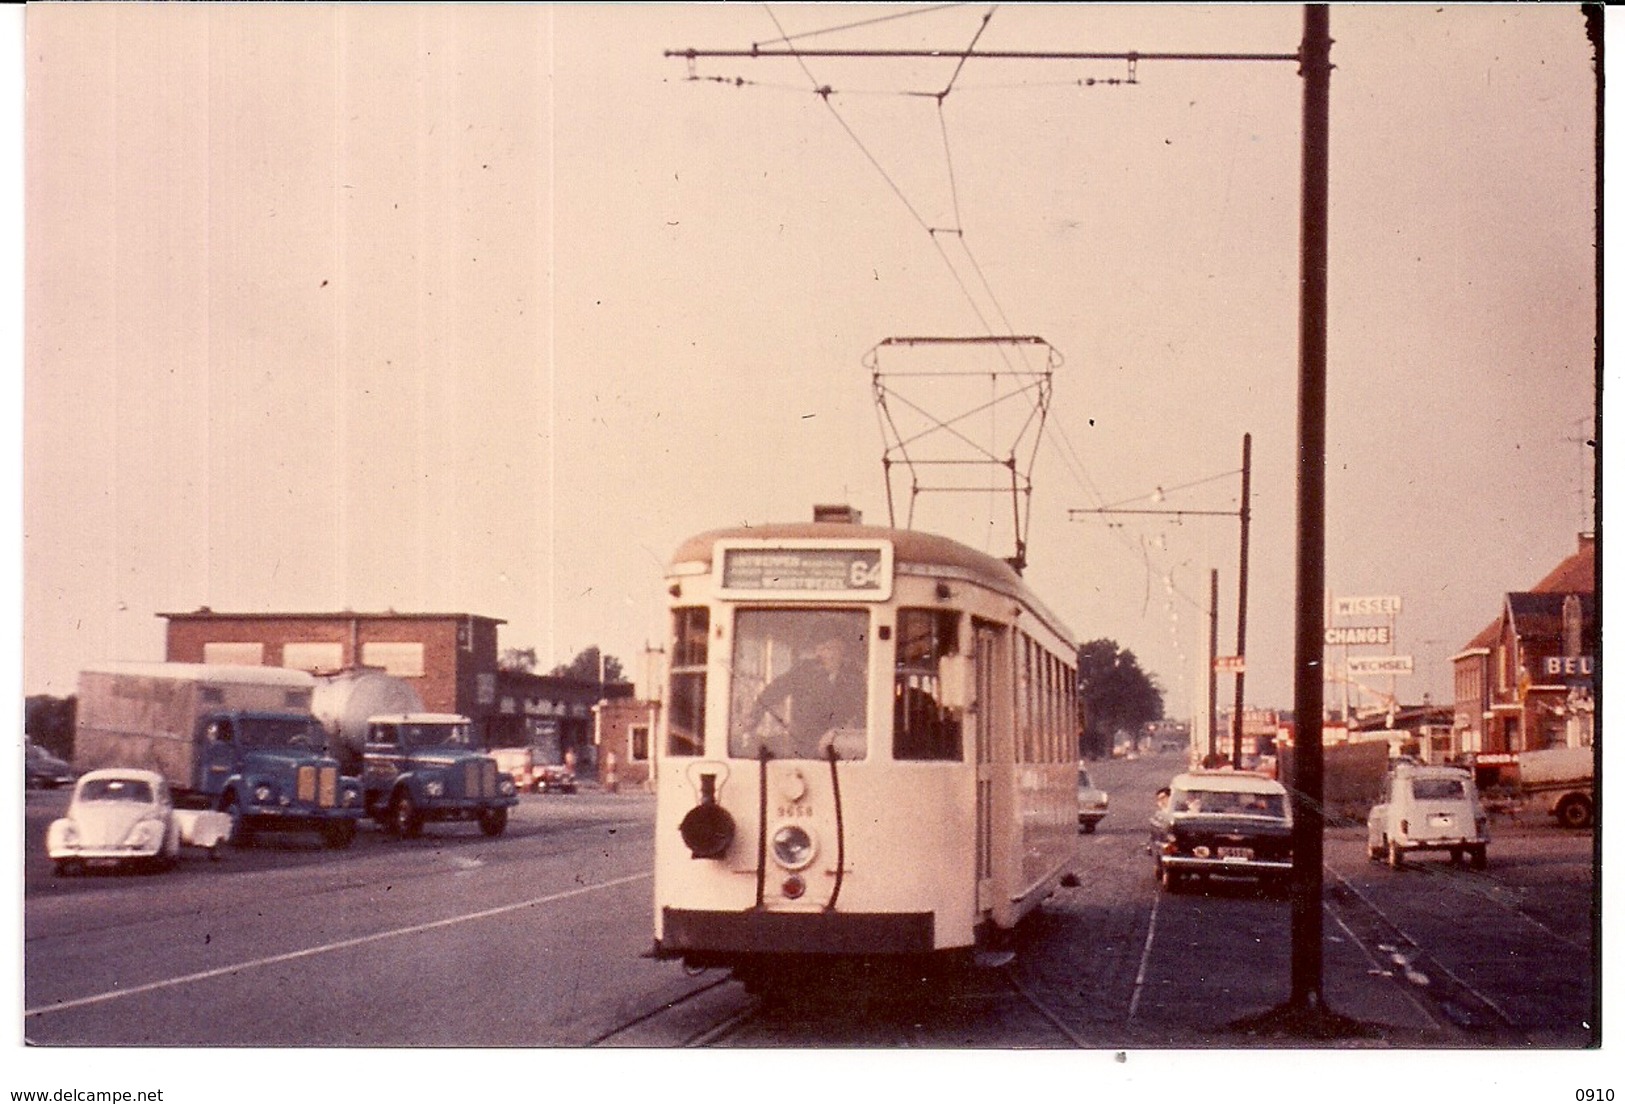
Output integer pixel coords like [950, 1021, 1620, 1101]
[390, 792, 424, 839]
[478, 808, 508, 837]
[1556, 795, 1593, 830]
[1386, 838, 1404, 870]
[322, 820, 357, 849]
[222, 794, 256, 849]
[1469, 846, 1488, 871]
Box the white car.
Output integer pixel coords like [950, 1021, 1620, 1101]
[1367, 763, 1488, 870]
[47, 768, 230, 875]
[1077, 765, 1109, 833]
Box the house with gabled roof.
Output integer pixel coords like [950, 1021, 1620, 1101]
[1451, 534, 1595, 779]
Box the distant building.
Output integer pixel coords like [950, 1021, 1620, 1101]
[491, 670, 634, 772]
[161, 608, 505, 737]
[594, 697, 660, 790]
[159, 606, 636, 765]
[1450, 533, 1595, 774]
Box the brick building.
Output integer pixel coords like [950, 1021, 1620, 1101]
[593, 697, 660, 790]
[160, 609, 505, 737]
[1451, 533, 1596, 774]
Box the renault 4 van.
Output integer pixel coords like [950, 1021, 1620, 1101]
[1367, 763, 1488, 870]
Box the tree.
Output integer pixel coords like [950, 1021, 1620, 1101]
[549, 646, 625, 684]
[499, 647, 539, 673]
[1076, 639, 1164, 759]
[25, 694, 77, 759]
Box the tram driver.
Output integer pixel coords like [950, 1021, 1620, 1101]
[738, 614, 867, 760]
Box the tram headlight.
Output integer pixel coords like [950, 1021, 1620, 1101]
[771, 824, 816, 871]
[679, 801, 735, 859]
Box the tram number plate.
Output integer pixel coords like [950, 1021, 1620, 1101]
[1218, 847, 1254, 861]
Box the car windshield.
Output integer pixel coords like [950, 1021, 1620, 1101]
[1171, 787, 1285, 818]
[79, 777, 153, 804]
[239, 717, 321, 750]
[401, 723, 473, 750]
[1410, 777, 1467, 800]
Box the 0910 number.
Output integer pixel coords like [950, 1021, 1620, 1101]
[1576, 1092, 1614, 1102]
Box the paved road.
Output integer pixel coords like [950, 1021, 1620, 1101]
[20, 751, 1596, 1063]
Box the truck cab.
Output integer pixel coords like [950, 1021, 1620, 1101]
[198, 709, 364, 849]
[362, 714, 518, 837]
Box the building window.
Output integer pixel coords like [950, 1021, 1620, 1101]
[630, 724, 650, 761]
[283, 642, 343, 672]
[361, 641, 425, 678]
[203, 642, 264, 666]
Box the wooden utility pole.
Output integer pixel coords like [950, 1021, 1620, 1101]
[1288, 3, 1332, 1016]
[1231, 432, 1253, 769]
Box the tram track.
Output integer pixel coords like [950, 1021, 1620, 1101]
[583, 973, 758, 1047]
[1322, 864, 1530, 1043]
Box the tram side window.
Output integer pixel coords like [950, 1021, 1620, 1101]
[893, 608, 962, 761]
[668, 607, 708, 756]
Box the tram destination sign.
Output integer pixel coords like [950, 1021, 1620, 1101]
[717, 540, 894, 601]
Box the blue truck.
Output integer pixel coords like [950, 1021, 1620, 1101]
[74, 663, 365, 848]
[354, 713, 518, 838]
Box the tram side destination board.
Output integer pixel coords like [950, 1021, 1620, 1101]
[716, 541, 894, 601]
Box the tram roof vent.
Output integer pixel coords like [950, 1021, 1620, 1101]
[813, 504, 862, 525]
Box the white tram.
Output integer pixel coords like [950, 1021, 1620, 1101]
[651, 515, 1080, 983]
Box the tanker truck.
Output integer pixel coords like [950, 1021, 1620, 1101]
[311, 669, 518, 838]
[74, 663, 364, 848]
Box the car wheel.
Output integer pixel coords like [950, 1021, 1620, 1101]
[1157, 863, 1180, 893]
[1469, 845, 1487, 871]
[1386, 838, 1404, 869]
[478, 807, 508, 837]
[1082, 820, 1097, 835]
[1367, 840, 1383, 862]
[391, 791, 424, 839]
[53, 859, 76, 877]
[1555, 795, 1593, 830]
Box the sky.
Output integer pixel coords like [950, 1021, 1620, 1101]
[19, 5, 1599, 727]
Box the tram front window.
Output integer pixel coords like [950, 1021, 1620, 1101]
[730, 609, 869, 760]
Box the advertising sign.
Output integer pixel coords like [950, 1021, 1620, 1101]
[1213, 655, 1246, 673]
[1542, 655, 1595, 680]
[1325, 625, 1392, 647]
[1347, 655, 1414, 676]
[1334, 595, 1403, 617]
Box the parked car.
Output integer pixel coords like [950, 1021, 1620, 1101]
[47, 768, 232, 875]
[1077, 765, 1109, 833]
[1148, 771, 1293, 894]
[25, 741, 75, 789]
[1367, 763, 1488, 870]
[534, 762, 578, 794]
